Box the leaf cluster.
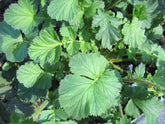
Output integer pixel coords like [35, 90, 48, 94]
[0, 0, 165, 123]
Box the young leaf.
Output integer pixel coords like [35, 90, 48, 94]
[92, 10, 121, 49]
[124, 99, 140, 118]
[60, 26, 76, 41]
[17, 62, 52, 89]
[4, 0, 40, 33]
[67, 41, 80, 55]
[80, 41, 91, 52]
[84, 0, 104, 18]
[134, 97, 163, 118]
[59, 53, 122, 119]
[133, 63, 145, 79]
[0, 22, 27, 62]
[29, 28, 62, 65]
[133, 3, 148, 20]
[122, 17, 146, 48]
[18, 84, 47, 103]
[47, 0, 80, 21]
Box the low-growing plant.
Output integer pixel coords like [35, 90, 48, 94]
[0, 0, 165, 123]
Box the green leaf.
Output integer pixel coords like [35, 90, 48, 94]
[147, 24, 163, 40]
[59, 53, 122, 119]
[133, 63, 145, 79]
[60, 26, 77, 41]
[47, 0, 80, 21]
[144, 116, 160, 124]
[39, 110, 55, 122]
[152, 68, 165, 88]
[17, 62, 52, 89]
[92, 10, 121, 49]
[115, 115, 131, 124]
[133, 3, 148, 20]
[123, 86, 148, 100]
[18, 84, 47, 103]
[29, 28, 62, 65]
[80, 41, 91, 52]
[124, 99, 140, 118]
[0, 22, 27, 62]
[10, 112, 40, 124]
[2, 62, 14, 71]
[127, 0, 145, 5]
[67, 41, 80, 55]
[69, 10, 84, 28]
[134, 97, 163, 118]
[4, 0, 40, 33]
[69, 53, 108, 79]
[84, 0, 104, 18]
[122, 17, 146, 48]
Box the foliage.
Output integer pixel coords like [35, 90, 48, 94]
[0, 0, 165, 123]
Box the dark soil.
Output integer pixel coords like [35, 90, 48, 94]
[0, 0, 18, 22]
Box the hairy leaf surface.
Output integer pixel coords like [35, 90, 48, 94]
[48, 0, 79, 21]
[4, 0, 40, 33]
[59, 53, 122, 119]
[122, 18, 146, 48]
[29, 28, 62, 65]
[92, 10, 121, 49]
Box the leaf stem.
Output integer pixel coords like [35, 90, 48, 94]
[109, 61, 125, 72]
[123, 78, 160, 89]
[119, 104, 124, 117]
[32, 99, 49, 120]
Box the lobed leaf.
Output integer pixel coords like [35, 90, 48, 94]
[4, 0, 40, 33]
[133, 63, 145, 79]
[92, 10, 121, 49]
[59, 53, 122, 119]
[29, 28, 62, 65]
[124, 99, 140, 118]
[47, 0, 80, 21]
[84, 0, 104, 18]
[122, 17, 146, 48]
[17, 62, 52, 89]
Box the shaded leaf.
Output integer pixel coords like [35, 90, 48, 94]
[124, 99, 140, 118]
[18, 84, 47, 103]
[17, 62, 52, 89]
[152, 68, 165, 88]
[0, 22, 27, 62]
[84, 0, 104, 18]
